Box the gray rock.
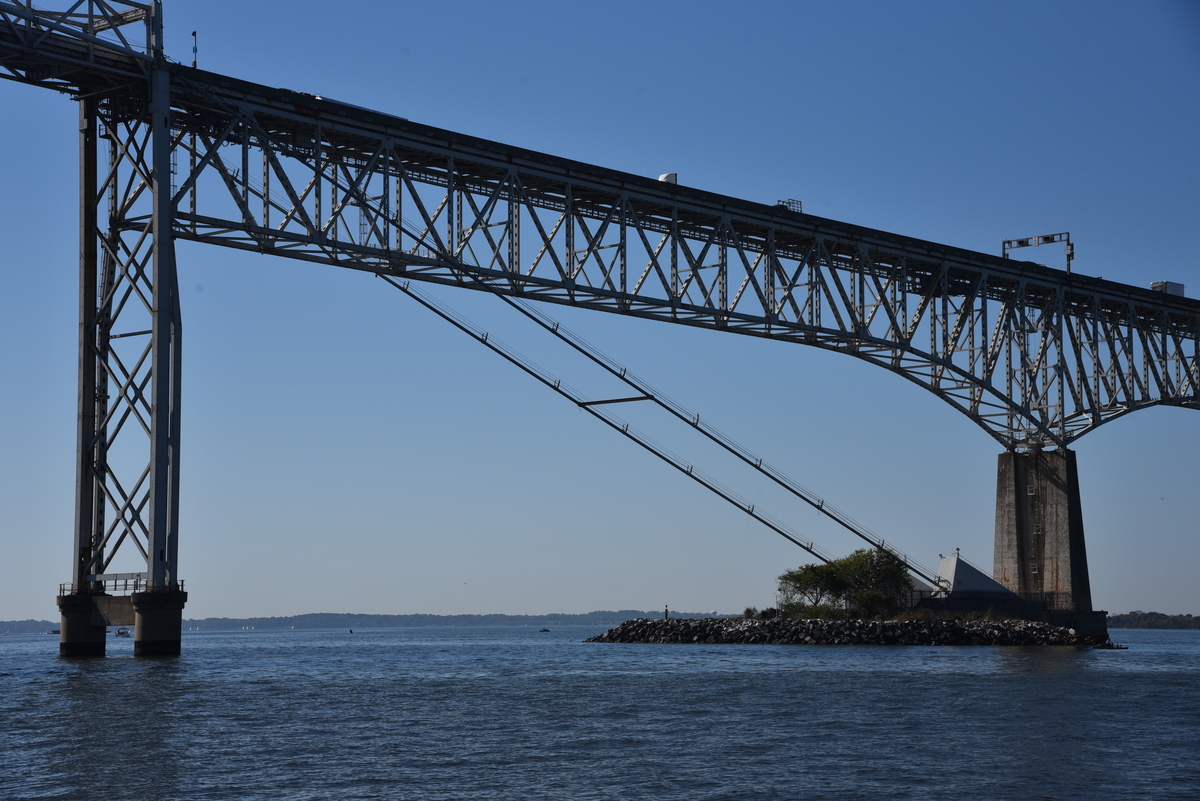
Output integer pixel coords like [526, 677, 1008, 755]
[584, 617, 1093, 647]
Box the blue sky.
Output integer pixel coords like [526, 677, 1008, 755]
[1, 0, 1197, 621]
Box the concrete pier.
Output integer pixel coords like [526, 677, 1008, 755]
[132, 590, 188, 656]
[994, 448, 1092, 612]
[56, 593, 108, 657]
[56, 589, 187, 657]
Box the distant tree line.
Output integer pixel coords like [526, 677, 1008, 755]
[1, 620, 58, 635]
[1108, 611, 1200, 629]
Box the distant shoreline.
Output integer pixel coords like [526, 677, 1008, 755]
[1106, 611, 1200, 630]
[4, 610, 1198, 635]
[0, 610, 724, 635]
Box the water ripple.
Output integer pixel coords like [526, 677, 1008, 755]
[0, 628, 1196, 799]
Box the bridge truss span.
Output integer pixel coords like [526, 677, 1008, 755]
[3, 2, 1195, 451]
[160, 66, 1198, 449]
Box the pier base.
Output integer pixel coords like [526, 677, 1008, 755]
[57, 593, 107, 657]
[1046, 609, 1109, 641]
[994, 448, 1093, 612]
[132, 590, 188, 657]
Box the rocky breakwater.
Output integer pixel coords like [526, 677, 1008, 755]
[586, 617, 1100, 646]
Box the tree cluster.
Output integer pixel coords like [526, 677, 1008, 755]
[1107, 611, 1200, 629]
[777, 549, 914, 619]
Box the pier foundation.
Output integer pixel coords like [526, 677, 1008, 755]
[132, 590, 188, 656]
[56, 593, 107, 657]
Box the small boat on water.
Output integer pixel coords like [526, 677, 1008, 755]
[1093, 640, 1127, 650]
[539, 628, 550, 633]
[115, 627, 130, 638]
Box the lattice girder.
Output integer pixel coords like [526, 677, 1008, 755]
[2, 3, 1198, 462]
[135, 67, 1196, 449]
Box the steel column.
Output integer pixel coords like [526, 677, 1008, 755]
[72, 96, 100, 594]
[147, 60, 181, 591]
[59, 96, 107, 657]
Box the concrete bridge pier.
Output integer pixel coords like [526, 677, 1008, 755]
[131, 590, 189, 657]
[994, 448, 1092, 610]
[56, 590, 186, 657]
[56, 593, 108, 657]
[994, 448, 1107, 638]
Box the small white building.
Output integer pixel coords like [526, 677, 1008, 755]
[936, 553, 1017, 596]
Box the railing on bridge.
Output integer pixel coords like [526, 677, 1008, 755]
[59, 578, 185, 596]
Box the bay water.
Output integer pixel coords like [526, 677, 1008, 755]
[1, 626, 1197, 799]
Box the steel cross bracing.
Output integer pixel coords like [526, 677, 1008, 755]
[174, 73, 1200, 450]
[2, 2, 1199, 586]
[1, 1, 182, 592]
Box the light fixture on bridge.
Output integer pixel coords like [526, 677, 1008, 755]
[1002, 231, 1074, 274]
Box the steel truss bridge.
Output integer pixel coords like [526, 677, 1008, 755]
[2, 2, 1197, 652]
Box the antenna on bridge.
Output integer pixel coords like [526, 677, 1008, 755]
[1002, 231, 1073, 274]
[191, 30, 197, 68]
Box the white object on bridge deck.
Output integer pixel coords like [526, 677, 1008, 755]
[1151, 281, 1186, 297]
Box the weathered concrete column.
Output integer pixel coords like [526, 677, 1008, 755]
[57, 593, 107, 657]
[994, 448, 1092, 612]
[132, 590, 188, 656]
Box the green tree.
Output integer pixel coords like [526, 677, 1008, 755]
[777, 549, 913, 618]
[837, 548, 913, 612]
[777, 563, 847, 607]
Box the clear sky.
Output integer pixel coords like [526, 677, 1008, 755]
[1, 0, 1197, 621]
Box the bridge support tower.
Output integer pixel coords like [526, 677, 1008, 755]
[55, 5, 187, 656]
[994, 448, 1091, 610]
[994, 448, 1107, 637]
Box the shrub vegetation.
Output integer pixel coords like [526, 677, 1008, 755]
[778, 549, 913, 619]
